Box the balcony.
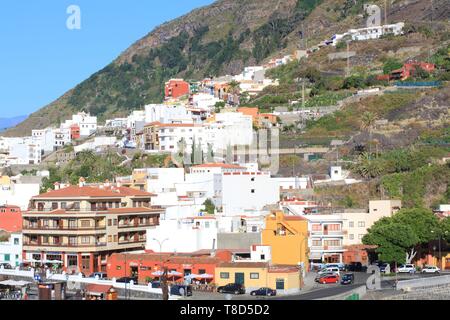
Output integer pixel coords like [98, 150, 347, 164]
[23, 241, 107, 248]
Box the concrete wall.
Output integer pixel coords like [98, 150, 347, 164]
[217, 232, 261, 250]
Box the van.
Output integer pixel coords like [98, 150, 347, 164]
[318, 267, 340, 276]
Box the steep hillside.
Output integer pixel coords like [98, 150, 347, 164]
[4, 0, 449, 136]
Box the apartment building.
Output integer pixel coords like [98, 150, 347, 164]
[342, 200, 402, 246]
[22, 183, 163, 274]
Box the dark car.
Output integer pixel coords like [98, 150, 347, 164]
[151, 281, 161, 288]
[217, 283, 246, 295]
[170, 285, 192, 297]
[250, 287, 276, 297]
[346, 262, 367, 272]
[116, 277, 138, 284]
[0, 263, 12, 270]
[340, 273, 355, 285]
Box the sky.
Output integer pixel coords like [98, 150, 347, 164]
[0, 0, 214, 118]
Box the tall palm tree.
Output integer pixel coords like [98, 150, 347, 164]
[360, 111, 378, 158]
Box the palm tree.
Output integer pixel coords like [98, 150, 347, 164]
[360, 111, 378, 158]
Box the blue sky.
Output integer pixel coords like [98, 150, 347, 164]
[0, 0, 214, 118]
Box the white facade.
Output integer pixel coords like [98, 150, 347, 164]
[331, 22, 405, 46]
[146, 217, 218, 253]
[0, 177, 40, 210]
[144, 104, 193, 124]
[0, 137, 42, 166]
[191, 93, 221, 110]
[0, 233, 22, 268]
[105, 118, 128, 128]
[32, 127, 71, 153]
[272, 177, 310, 190]
[342, 200, 402, 246]
[74, 136, 117, 153]
[217, 172, 280, 216]
[145, 168, 185, 193]
[62, 112, 97, 137]
[249, 245, 271, 263]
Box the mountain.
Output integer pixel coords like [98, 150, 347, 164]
[0, 115, 27, 133]
[4, 0, 450, 137]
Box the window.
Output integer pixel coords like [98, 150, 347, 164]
[312, 224, 321, 231]
[251, 189, 255, 193]
[276, 279, 285, 290]
[261, 254, 265, 260]
[349, 221, 354, 228]
[108, 219, 112, 227]
[52, 202, 58, 210]
[13, 238, 19, 245]
[81, 220, 90, 228]
[108, 235, 113, 243]
[220, 272, 230, 279]
[113, 219, 118, 226]
[252, 226, 258, 232]
[81, 236, 90, 244]
[114, 235, 118, 242]
[358, 234, 364, 240]
[349, 234, 354, 240]
[312, 240, 322, 246]
[61, 202, 67, 209]
[358, 221, 366, 228]
[250, 273, 259, 279]
[251, 177, 255, 182]
[69, 237, 77, 246]
[42, 236, 49, 244]
[198, 269, 206, 275]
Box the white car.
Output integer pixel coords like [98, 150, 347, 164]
[396, 264, 416, 274]
[318, 267, 340, 276]
[421, 266, 440, 274]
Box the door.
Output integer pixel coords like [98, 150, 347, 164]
[131, 266, 138, 278]
[234, 273, 245, 285]
[276, 279, 285, 290]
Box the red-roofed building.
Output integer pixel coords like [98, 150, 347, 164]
[22, 184, 164, 274]
[165, 79, 190, 100]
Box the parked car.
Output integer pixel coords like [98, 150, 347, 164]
[340, 273, 355, 285]
[318, 267, 340, 276]
[250, 287, 277, 297]
[315, 272, 335, 283]
[421, 266, 440, 274]
[379, 263, 390, 274]
[217, 283, 246, 295]
[170, 285, 192, 296]
[0, 263, 12, 269]
[326, 263, 346, 271]
[396, 264, 416, 274]
[345, 262, 367, 272]
[318, 274, 340, 284]
[89, 272, 108, 280]
[116, 276, 138, 284]
[151, 281, 161, 288]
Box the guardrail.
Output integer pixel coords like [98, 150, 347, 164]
[396, 275, 450, 291]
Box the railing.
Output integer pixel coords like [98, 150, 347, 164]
[118, 223, 157, 229]
[23, 225, 106, 231]
[23, 242, 107, 248]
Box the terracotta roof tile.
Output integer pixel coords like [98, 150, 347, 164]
[33, 185, 155, 199]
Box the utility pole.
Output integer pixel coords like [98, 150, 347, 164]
[346, 41, 351, 77]
[302, 79, 306, 108]
[384, 0, 388, 25]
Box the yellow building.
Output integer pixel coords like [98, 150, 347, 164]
[214, 262, 301, 294]
[262, 211, 309, 267]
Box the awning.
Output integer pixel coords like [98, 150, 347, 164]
[0, 280, 32, 287]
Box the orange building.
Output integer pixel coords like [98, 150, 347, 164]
[0, 205, 22, 233]
[165, 79, 190, 100]
[237, 107, 278, 128]
[106, 250, 234, 284]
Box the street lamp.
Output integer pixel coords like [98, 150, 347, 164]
[152, 238, 169, 300]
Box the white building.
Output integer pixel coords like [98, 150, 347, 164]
[331, 22, 405, 46]
[146, 216, 218, 253]
[0, 233, 22, 268]
[32, 127, 71, 153]
[342, 200, 402, 246]
[216, 171, 280, 216]
[0, 137, 42, 166]
[272, 177, 310, 191]
[105, 118, 128, 128]
[144, 104, 193, 125]
[0, 176, 40, 210]
[73, 136, 117, 153]
[61, 112, 97, 137]
[191, 93, 222, 110]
